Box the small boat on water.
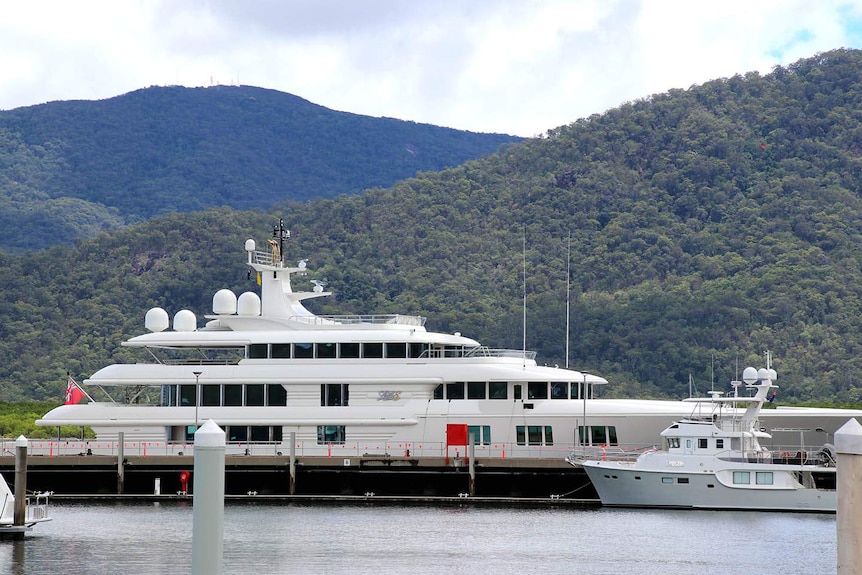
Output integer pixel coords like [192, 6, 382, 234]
[568, 357, 838, 512]
[0, 472, 51, 538]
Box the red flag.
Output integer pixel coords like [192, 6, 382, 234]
[64, 377, 86, 405]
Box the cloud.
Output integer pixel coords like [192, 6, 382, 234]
[0, 0, 860, 136]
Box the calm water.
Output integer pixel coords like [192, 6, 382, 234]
[1, 502, 836, 575]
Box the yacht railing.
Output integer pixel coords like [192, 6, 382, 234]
[290, 314, 427, 327]
[421, 347, 537, 360]
[251, 249, 284, 267]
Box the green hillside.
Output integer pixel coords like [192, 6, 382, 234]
[0, 85, 520, 252]
[2, 49, 862, 406]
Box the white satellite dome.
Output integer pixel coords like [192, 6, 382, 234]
[145, 307, 169, 332]
[245, 239, 256, 252]
[213, 289, 237, 315]
[237, 291, 261, 316]
[742, 366, 759, 385]
[173, 309, 197, 332]
[757, 368, 770, 382]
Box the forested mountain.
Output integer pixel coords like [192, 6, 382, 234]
[0, 85, 521, 252]
[2, 49, 862, 406]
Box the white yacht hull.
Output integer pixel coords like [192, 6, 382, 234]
[582, 460, 836, 512]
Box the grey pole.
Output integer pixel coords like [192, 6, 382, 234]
[193, 371, 203, 431]
[468, 433, 476, 496]
[13, 435, 27, 533]
[192, 419, 225, 575]
[289, 431, 296, 495]
[117, 431, 125, 494]
[837, 418, 862, 573]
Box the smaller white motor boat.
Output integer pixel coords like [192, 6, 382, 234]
[568, 356, 837, 512]
[0, 472, 51, 538]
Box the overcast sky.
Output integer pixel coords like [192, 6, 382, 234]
[2, 1, 861, 136]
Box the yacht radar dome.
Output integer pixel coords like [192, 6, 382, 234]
[213, 289, 238, 315]
[245, 239, 256, 253]
[173, 309, 197, 332]
[311, 279, 327, 293]
[145, 307, 169, 332]
[237, 292, 261, 316]
[742, 366, 759, 385]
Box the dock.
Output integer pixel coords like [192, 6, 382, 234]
[0, 454, 599, 502]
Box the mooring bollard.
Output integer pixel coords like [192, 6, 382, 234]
[836, 418, 862, 573]
[13, 435, 27, 532]
[192, 419, 225, 575]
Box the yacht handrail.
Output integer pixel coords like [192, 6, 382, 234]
[290, 314, 427, 327]
[251, 249, 284, 267]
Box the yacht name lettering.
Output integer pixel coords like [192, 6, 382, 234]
[378, 391, 401, 401]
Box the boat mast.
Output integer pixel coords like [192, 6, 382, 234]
[272, 218, 290, 266]
[565, 233, 570, 370]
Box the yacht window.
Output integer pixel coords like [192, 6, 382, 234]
[578, 426, 587, 445]
[591, 426, 607, 445]
[686, 439, 692, 449]
[467, 425, 492, 445]
[321, 384, 349, 406]
[246, 385, 265, 406]
[570, 382, 582, 400]
[733, 471, 751, 484]
[433, 384, 443, 399]
[294, 343, 313, 359]
[716, 439, 724, 449]
[164, 385, 177, 407]
[227, 426, 248, 442]
[756, 472, 774, 485]
[385, 343, 407, 358]
[409, 343, 428, 358]
[698, 438, 708, 449]
[527, 425, 543, 445]
[317, 425, 346, 445]
[528, 382, 548, 400]
[180, 384, 197, 407]
[446, 382, 465, 400]
[608, 427, 618, 446]
[248, 344, 268, 359]
[224, 384, 243, 406]
[444, 346, 461, 357]
[516, 426, 526, 445]
[317, 343, 337, 359]
[271, 343, 291, 358]
[489, 382, 508, 399]
[662, 477, 674, 484]
[467, 382, 486, 399]
[340, 342, 360, 358]
[551, 382, 568, 399]
[250, 426, 270, 442]
[514, 384, 522, 400]
[363, 343, 383, 358]
[201, 385, 220, 406]
[272, 427, 283, 442]
[677, 477, 689, 484]
[267, 384, 287, 406]
[545, 426, 554, 445]
[667, 438, 680, 449]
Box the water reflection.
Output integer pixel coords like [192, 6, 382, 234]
[0, 502, 837, 575]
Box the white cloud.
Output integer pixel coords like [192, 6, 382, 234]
[0, 0, 860, 136]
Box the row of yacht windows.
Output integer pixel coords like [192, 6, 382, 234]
[248, 342, 429, 359]
[164, 381, 588, 408]
[660, 471, 774, 486]
[435, 381, 587, 401]
[317, 424, 618, 447]
[667, 437, 727, 450]
[164, 384, 287, 407]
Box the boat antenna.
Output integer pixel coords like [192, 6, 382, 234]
[565, 233, 571, 370]
[272, 218, 290, 266]
[522, 224, 527, 370]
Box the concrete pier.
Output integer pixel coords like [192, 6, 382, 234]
[837, 418, 862, 574]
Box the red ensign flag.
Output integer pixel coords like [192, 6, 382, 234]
[64, 377, 86, 405]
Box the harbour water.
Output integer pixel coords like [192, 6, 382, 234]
[2, 502, 836, 575]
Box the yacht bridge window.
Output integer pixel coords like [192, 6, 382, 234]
[318, 425, 346, 444]
[321, 384, 349, 406]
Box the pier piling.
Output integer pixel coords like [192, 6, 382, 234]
[836, 418, 862, 573]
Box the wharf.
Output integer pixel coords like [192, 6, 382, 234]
[0, 454, 599, 501]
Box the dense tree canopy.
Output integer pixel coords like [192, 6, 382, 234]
[0, 85, 520, 252]
[2, 49, 862, 407]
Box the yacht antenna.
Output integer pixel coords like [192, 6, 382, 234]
[565, 233, 571, 370]
[522, 224, 527, 370]
[272, 218, 290, 266]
